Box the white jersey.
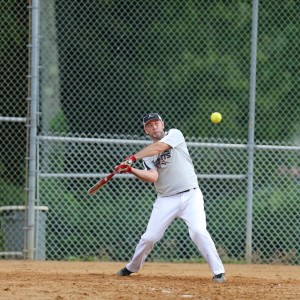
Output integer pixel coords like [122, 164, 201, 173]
[142, 129, 198, 197]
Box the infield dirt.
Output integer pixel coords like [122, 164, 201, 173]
[0, 261, 299, 299]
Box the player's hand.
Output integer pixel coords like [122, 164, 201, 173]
[122, 155, 136, 166]
[114, 164, 132, 174]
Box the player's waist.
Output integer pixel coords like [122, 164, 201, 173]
[176, 188, 197, 194]
[156, 186, 198, 197]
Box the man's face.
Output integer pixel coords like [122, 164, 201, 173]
[144, 119, 165, 140]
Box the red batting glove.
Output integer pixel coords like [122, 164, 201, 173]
[123, 155, 136, 166]
[114, 164, 132, 174]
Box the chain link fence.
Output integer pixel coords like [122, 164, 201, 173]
[1, 0, 299, 264]
[0, 0, 29, 258]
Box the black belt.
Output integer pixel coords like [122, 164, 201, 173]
[176, 188, 196, 194]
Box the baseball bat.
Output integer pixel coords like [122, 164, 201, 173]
[87, 171, 116, 195]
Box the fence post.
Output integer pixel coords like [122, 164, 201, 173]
[26, 0, 40, 260]
[246, 0, 259, 263]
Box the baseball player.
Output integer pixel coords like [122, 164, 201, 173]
[114, 113, 225, 282]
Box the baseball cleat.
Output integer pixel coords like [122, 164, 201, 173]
[116, 267, 133, 276]
[212, 273, 226, 283]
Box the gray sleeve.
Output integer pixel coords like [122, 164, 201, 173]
[142, 157, 157, 170]
[160, 129, 185, 148]
[142, 160, 152, 170]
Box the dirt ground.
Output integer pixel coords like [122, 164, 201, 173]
[0, 261, 299, 300]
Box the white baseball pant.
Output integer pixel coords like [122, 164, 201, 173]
[126, 188, 225, 275]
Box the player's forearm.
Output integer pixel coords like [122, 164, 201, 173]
[131, 168, 158, 183]
[134, 142, 169, 160]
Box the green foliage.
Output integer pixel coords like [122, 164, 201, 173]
[0, 2, 27, 59]
[207, 195, 247, 259]
[0, 178, 25, 206]
[41, 178, 153, 260]
[51, 0, 300, 142]
[38, 172, 299, 264]
[207, 178, 300, 264]
[0, 2, 28, 185]
[252, 180, 300, 264]
[49, 111, 69, 133]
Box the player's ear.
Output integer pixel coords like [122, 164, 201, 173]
[144, 126, 149, 135]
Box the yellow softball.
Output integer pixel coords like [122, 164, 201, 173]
[211, 112, 222, 124]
